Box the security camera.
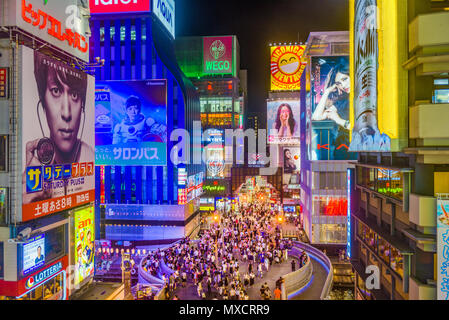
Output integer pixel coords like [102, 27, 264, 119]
[17, 227, 32, 241]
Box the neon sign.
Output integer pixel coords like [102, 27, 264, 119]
[347, 168, 352, 258]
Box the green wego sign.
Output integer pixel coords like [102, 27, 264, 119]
[203, 36, 233, 75]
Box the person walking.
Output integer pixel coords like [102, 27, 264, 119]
[291, 259, 296, 272]
[274, 286, 282, 300]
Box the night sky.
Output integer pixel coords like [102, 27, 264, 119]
[176, 0, 349, 124]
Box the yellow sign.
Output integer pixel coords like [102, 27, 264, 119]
[270, 45, 307, 91]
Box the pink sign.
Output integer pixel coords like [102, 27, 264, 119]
[89, 0, 150, 14]
[203, 36, 233, 75]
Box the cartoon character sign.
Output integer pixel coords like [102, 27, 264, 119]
[74, 205, 95, 286]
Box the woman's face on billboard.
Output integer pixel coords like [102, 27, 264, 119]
[44, 70, 82, 154]
[280, 106, 290, 122]
[335, 72, 350, 94]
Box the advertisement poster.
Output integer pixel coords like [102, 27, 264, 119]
[0, 187, 6, 224]
[203, 36, 234, 75]
[74, 205, 95, 286]
[95, 80, 167, 166]
[267, 100, 300, 144]
[22, 234, 46, 275]
[310, 56, 356, 160]
[350, 0, 391, 152]
[186, 175, 196, 203]
[270, 45, 307, 91]
[437, 198, 449, 300]
[21, 47, 95, 222]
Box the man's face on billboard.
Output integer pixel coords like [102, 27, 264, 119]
[37, 246, 41, 257]
[44, 70, 83, 154]
[126, 105, 140, 122]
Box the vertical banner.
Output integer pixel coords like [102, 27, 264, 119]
[73, 205, 95, 287]
[437, 198, 449, 300]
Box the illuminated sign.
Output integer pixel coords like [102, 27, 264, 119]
[267, 100, 300, 144]
[177, 188, 187, 205]
[270, 45, 306, 91]
[347, 168, 352, 258]
[178, 168, 187, 186]
[0, 68, 8, 98]
[437, 197, 449, 300]
[23, 235, 46, 275]
[25, 260, 63, 290]
[74, 205, 95, 286]
[21, 47, 95, 222]
[203, 36, 234, 75]
[0, 0, 91, 62]
[89, 0, 151, 14]
[152, 0, 175, 39]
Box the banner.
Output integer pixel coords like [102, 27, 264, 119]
[73, 205, 95, 287]
[95, 80, 167, 166]
[270, 45, 306, 91]
[310, 56, 356, 160]
[267, 100, 300, 144]
[21, 47, 95, 222]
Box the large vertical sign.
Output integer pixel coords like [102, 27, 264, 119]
[152, 0, 175, 39]
[267, 100, 300, 144]
[310, 56, 356, 160]
[95, 80, 167, 166]
[350, 0, 390, 152]
[74, 205, 95, 286]
[21, 47, 95, 222]
[203, 36, 233, 75]
[1, 0, 90, 62]
[437, 198, 449, 300]
[89, 0, 151, 14]
[347, 168, 352, 258]
[270, 45, 307, 91]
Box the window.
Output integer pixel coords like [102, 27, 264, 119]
[44, 225, 66, 264]
[0, 135, 7, 172]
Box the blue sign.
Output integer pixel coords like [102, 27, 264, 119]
[25, 261, 63, 290]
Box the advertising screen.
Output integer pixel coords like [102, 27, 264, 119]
[186, 175, 196, 203]
[350, 0, 391, 152]
[309, 56, 356, 160]
[89, 0, 151, 14]
[1, 0, 90, 62]
[203, 36, 234, 75]
[74, 205, 95, 286]
[95, 80, 167, 166]
[152, 0, 175, 39]
[437, 199, 449, 300]
[270, 45, 307, 91]
[0, 187, 6, 224]
[23, 234, 46, 275]
[267, 100, 300, 144]
[21, 47, 95, 222]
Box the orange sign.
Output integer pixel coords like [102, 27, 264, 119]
[270, 45, 306, 91]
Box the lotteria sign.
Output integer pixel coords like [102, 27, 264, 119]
[203, 36, 233, 75]
[153, 0, 175, 39]
[22, 256, 67, 293]
[89, 0, 151, 14]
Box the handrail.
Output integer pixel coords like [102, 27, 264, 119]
[282, 249, 313, 299]
[292, 241, 334, 300]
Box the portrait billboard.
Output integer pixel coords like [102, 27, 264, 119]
[437, 199, 449, 300]
[22, 234, 46, 276]
[309, 56, 356, 160]
[73, 205, 95, 286]
[349, 0, 391, 152]
[1, 0, 90, 62]
[95, 80, 167, 166]
[283, 147, 300, 192]
[267, 100, 300, 144]
[21, 46, 95, 222]
[270, 45, 307, 91]
[203, 36, 234, 75]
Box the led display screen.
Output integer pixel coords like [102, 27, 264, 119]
[21, 47, 95, 222]
[95, 80, 167, 166]
[23, 234, 46, 275]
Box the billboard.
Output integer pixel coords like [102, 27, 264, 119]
[203, 36, 234, 75]
[437, 198, 449, 300]
[21, 47, 95, 222]
[1, 0, 90, 62]
[89, 0, 150, 14]
[309, 56, 356, 161]
[22, 234, 46, 275]
[95, 80, 167, 166]
[73, 205, 95, 286]
[283, 147, 300, 192]
[270, 45, 307, 91]
[267, 100, 300, 144]
[153, 0, 175, 39]
[349, 0, 391, 152]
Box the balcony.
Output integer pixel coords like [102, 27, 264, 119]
[409, 193, 436, 228]
[409, 277, 436, 300]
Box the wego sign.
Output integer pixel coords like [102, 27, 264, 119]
[89, 0, 150, 14]
[203, 36, 233, 75]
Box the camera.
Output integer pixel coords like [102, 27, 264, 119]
[17, 227, 32, 241]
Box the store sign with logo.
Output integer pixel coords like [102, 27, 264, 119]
[203, 36, 233, 75]
[25, 260, 63, 290]
[89, 0, 151, 14]
[270, 45, 306, 91]
[152, 0, 175, 39]
[0, 0, 91, 62]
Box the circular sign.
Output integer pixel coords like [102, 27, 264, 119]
[210, 40, 226, 60]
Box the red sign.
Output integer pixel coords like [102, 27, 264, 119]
[203, 36, 234, 75]
[0, 68, 7, 98]
[89, 0, 151, 14]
